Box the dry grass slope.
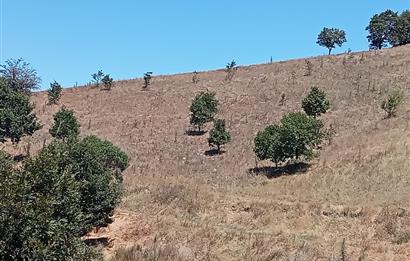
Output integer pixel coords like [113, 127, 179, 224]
[8, 45, 410, 260]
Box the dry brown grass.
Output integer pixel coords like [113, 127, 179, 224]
[7, 45, 410, 260]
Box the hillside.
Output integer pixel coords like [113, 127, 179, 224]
[12, 45, 410, 260]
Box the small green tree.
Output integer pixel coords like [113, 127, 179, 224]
[381, 89, 403, 118]
[302, 86, 330, 117]
[190, 91, 218, 132]
[47, 81, 62, 104]
[366, 10, 399, 49]
[91, 70, 104, 87]
[49, 107, 80, 140]
[0, 78, 41, 143]
[0, 58, 41, 94]
[254, 124, 285, 167]
[208, 119, 231, 153]
[316, 27, 347, 55]
[280, 112, 324, 160]
[101, 74, 114, 90]
[254, 112, 324, 167]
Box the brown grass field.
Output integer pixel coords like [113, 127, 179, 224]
[6, 45, 410, 260]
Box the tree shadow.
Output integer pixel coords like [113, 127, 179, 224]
[13, 154, 28, 162]
[204, 148, 226, 156]
[185, 129, 206, 136]
[83, 236, 110, 247]
[248, 162, 311, 179]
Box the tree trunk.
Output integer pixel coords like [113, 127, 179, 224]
[328, 48, 332, 55]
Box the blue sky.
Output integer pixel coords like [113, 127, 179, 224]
[1, 1, 409, 89]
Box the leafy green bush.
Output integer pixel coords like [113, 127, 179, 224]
[0, 149, 99, 261]
[316, 27, 347, 55]
[302, 86, 330, 117]
[190, 91, 218, 132]
[208, 119, 231, 153]
[254, 112, 324, 166]
[0, 134, 128, 260]
[381, 89, 403, 118]
[101, 74, 114, 90]
[0, 78, 41, 143]
[71, 136, 128, 230]
[47, 81, 62, 104]
[49, 106, 80, 140]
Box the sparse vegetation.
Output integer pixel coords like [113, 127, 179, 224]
[381, 89, 403, 118]
[192, 71, 199, 84]
[225, 60, 237, 82]
[0, 78, 41, 144]
[316, 27, 347, 55]
[0, 58, 41, 94]
[304, 59, 314, 76]
[302, 86, 330, 117]
[189, 91, 218, 132]
[143, 72, 153, 88]
[47, 81, 62, 104]
[208, 119, 231, 153]
[92, 70, 105, 87]
[102, 74, 114, 90]
[49, 106, 80, 140]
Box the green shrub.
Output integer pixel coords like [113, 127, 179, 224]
[381, 89, 403, 118]
[49, 107, 80, 140]
[302, 86, 330, 117]
[47, 81, 62, 104]
[67, 136, 128, 230]
[0, 149, 99, 261]
[101, 74, 114, 90]
[0, 134, 128, 260]
[208, 119, 231, 153]
[254, 124, 285, 167]
[190, 91, 218, 132]
[0, 78, 41, 143]
[254, 112, 324, 166]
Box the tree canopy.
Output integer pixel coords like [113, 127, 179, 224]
[190, 91, 218, 132]
[0, 78, 41, 143]
[316, 27, 347, 55]
[0, 58, 41, 94]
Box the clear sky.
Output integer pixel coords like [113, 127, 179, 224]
[1, 1, 409, 89]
